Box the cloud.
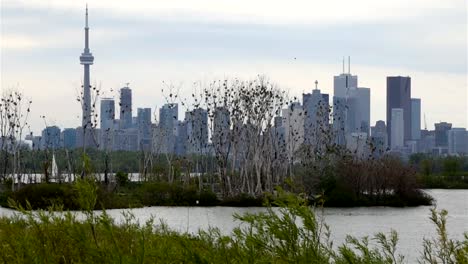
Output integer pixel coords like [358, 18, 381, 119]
[1, 0, 466, 134]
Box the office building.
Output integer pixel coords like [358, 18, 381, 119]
[411, 98, 421, 140]
[435, 122, 452, 147]
[62, 128, 77, 149]
[100, 98, 115, 150]
[119, 87, 132, 129]
[390, 108, 404, 150]
[212, 107, 231, 154]
[41, 126, 61, 150]
[370, 120, 388, 155]
[282, 102, 304, 156]
[186, 108, 209, 154]
[137, 108, 152, 150]
[448, 128, 467, 155]
[158, 103, 178, 154]
[303, 81, 330, 145]
[387, 76, 411, 146]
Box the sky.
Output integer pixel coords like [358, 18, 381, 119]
[1, 0, 467, 135]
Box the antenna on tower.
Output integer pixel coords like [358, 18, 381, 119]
[424, 113, 427, 130]
[314, 80, 318, 90]
[125, 82, 130, 88]
[342, 57, 345, 73]
[348, 56, 351, 74]
[85, 4, 88, 28]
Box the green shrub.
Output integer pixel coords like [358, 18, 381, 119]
[11, 183, 79, 210]
[115, 171, 129, 186]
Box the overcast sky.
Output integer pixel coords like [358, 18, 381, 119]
[1, 0, 467, 135]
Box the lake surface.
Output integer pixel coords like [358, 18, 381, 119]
[1, 189, 466, 262]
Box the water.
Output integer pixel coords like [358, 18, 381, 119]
[1, 189, 467, 262]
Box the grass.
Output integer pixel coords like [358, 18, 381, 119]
[0, 183, 466, 263]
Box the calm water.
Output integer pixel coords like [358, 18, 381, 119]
[1, 189, 466, 262]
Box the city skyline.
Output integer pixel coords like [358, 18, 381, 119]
[1, 0, 467, 135]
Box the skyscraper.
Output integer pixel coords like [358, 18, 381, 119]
[448, 128, 467, 155]
[282, 102, 304, 156]
[303, 80, 329, 145]
[370, 120, 388, 156]
[79, 5, 95, 148]
[333, 57, 358, 98]
[62, 128, 77, 149]
[332, 59, 371, 143]
[158, 103, 178, 153]
[186, 108, 209, 154]
[41, 126, 61, 150]
[411, 98, 421, 140]
[434, 122, 452, 147]
[119, 87, 132, 129]
[386, 76, 411, 146]
[137, 108, 152, 150]
[390, 108, 404, 150]
[100, 98, 115, 150]
[212, 106, 231, 154]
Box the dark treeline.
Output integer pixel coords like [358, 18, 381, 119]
[410, 154, 468, 188]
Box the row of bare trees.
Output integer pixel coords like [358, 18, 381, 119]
[2, 76, 421, 202]
[0, 90, 31, 191]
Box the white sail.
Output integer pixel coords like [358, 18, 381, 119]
[51, 154, 58, 178]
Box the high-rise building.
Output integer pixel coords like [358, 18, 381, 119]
[137, 108, 152, 150]
[158, 103, 178, 154]
[100, 98, 115, 150]
[113, 128, 138, 151]
[41, 126, 61, 150]
[370, 120, 388, 155]
[332, 96, 346, 145]
[333, 57, 358, 98]
[390, 108, 404, 150]
[62, 128, 77, 149]
[212, 107, 231, 154]
[346, 87, 371, 134]
[387, 76, 411, 146]
[303, 81, 330, 145]
[119, 87, 132, 129]
[332, 59, 371, 144]
[186, 108, 209, 154]
[175, 121, 188, 156]
[448, 128, 467, 155]
[435, 122, 452, 147]
[411, 98, 421, 140]
[420, 129, 435, 153]
[282, 102, 304, 156]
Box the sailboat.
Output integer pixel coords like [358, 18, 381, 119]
[51, 153, 59, 182]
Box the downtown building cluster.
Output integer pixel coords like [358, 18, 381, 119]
[26, 8, 468, 158]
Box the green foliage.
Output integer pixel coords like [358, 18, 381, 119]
[9, 183, 79, 210]
[74, 178, 98, 211]
[443, 157, 461, 178]
[1, 189, 466, 263]
[115, 171, 129, 186]
[420, 209, 468, 264]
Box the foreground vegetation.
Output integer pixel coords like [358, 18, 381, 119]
[0, 182, 466, 263]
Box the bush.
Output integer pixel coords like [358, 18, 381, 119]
[11, 183, 79, 210]
[115, 171, 129, 186]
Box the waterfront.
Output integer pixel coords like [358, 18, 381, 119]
[1, 189, 466, 262]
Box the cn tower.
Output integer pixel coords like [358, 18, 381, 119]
[79, 5, 94, 129]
